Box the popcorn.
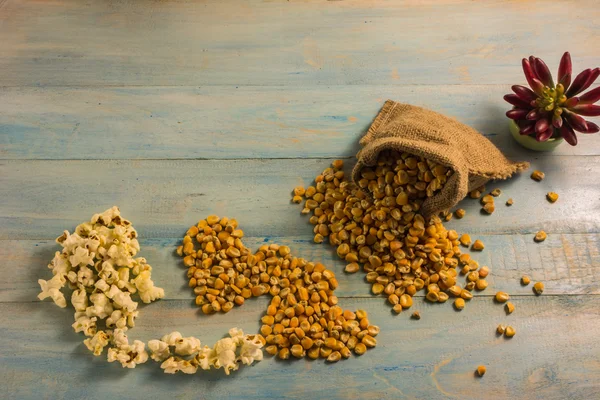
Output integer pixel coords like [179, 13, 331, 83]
[238, 335, 264, 366]
[133, 270, 165, 304]
[148, 340, 170, 362]
[160, 357, 197, 374]
[211, 337, 239, 375]
[161, 331, 183, 346]
[84, 330, 111, 356]
[70, 246, 94, 268]
[72, 314, 97, 337]
[174, 336, 201, 356]
[37, 275, 67, 308]
[107, 329, 148, 368]
[71, 288, 88, 312]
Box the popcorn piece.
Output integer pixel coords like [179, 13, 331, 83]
[174, 336, 201, 356]
[161, 332, 183, 346]
[148, 340, 171, 362]
[72, 313, 97, 337]
[195, 345, 215, 371]
[107, 244, 132, 267]
[84, 330, 111, 356]
[211, 337, 238, 375]
[106, 310, 128, 330]
[107, 329, 148, 368]
[49, 252, 71, 279]
[238, 335, 264, 366]
[38, 275, 67, 308]
[77, 265, 95, 287]
[91, 206, 120, 225]
[133, 270, 165, 304]
[228, 327, 244, 345]
[71, 288, 88, 312]
[160, 357, 198, 375]
[69, 246, 94, 268]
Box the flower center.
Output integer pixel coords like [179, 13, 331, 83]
[535, 83, 566, 116]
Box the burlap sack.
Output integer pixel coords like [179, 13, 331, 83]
[352, 100, 529, 217]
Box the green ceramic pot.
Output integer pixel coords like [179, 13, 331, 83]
[509, 119, 564, 151]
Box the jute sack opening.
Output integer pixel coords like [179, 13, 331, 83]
[352, 100, 530, 218]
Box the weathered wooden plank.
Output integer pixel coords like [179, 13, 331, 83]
[8, 232, 600, 303]
[1, 157, 599, 240]
[2, 296, 599, 400]
[1, 0, 599, 87]
[1, 85, 598, 160]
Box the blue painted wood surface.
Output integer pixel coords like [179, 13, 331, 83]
[1, 1, 599, 399]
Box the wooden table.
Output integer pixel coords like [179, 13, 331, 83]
[1, 1, 599, 399]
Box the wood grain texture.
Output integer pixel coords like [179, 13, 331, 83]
[1, 157, 599, 240]
[2, 0, 600, 398]
[2, 297, 599, 400]
[6, 232, 600, 303]
[0, 0, 599, 87]
[1, 85, 598, 160]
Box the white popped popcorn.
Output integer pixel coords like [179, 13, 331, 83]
[174, 336, 202, 356]
[148, 340, 170, 362]
[238, 335, 265, 366]
[212, 337, 239, 375]
[107, 329, 148, 368]
[84, 330, 111, 356]
[38, 274, 67, 308]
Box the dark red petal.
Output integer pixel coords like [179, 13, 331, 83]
[559, 73, 572, 90]
[552, 114, 563, 128]
[563, 109, 589, 132]
[504, 94, 532, 108]
[560, 122, 578, 145]
[557, 52, 572, 88]
[533, 57, 554, 87]
[511, 85, 538, 103]
[535, 118, 550, 133]
[526, 108, 543, 120]
[536, 129, 553, 142]
[564, 97, 580, 108]
[581, 68, 600, 91]
[571, 104, 600, 116]
[581, 121, 599, 134]
[506, 109, 529, 120]
[520, 123, 536, 135]
[566, 69, 592, 97]
[579, 86, 600, 104]
[522, 59, 544, 95]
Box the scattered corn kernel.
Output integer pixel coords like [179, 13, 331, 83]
[495, 292, 510, 303]
[506, 198, 514, 206]
[504, 326, 516, 337]
[411, 311, 421, 320]
[478, 266, 489, 278]
[460, 234, 472, 247]
[292, 195, 303, 203]
[531, 170, 545, 181]
[454, 298, 465, 310]
[476, 279, 488, 291]
[521, 276, 531, 285]
[533, 282, 544, 295]
[534, 230, 547, 242]
[455, 209, 466, 219]
[490, 189, 501, 197]
[546, 192, 559, 203]
[472, 240, 485, 251]
[496, 324, 506, 334]
[482, 203, 495, 214]
[505, 302, 515, 314]
[476, 365, 486, 377]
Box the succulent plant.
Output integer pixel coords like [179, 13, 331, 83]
[505, 52, 600, 145]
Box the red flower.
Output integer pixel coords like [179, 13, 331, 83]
[505, 52, 600, 146]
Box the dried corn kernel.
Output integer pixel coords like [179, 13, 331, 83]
[506, 198, 514, 206]
[460, 234, 471, 247]
[546, 192, 559, 203]
[496, 324, 506, 334]
[495, 292, 510, 303]
[411, 311, 421, 320]
[490, 189, 501, 197]
[533, 282, 544, 295]
[472, 240, 484, 251]
[505, 302, 515, 314]
[476, 365, 486, 377]
[454, 298, 465, 310]
[455, 209, 466, 219]
[481, 195, 494, 204]
[521, 276, 531, 285]
[482, 203, 495, 214]
[531, 170, 545, 181]
[534, 231, 547, 242]
[504, 326, 516, 338]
